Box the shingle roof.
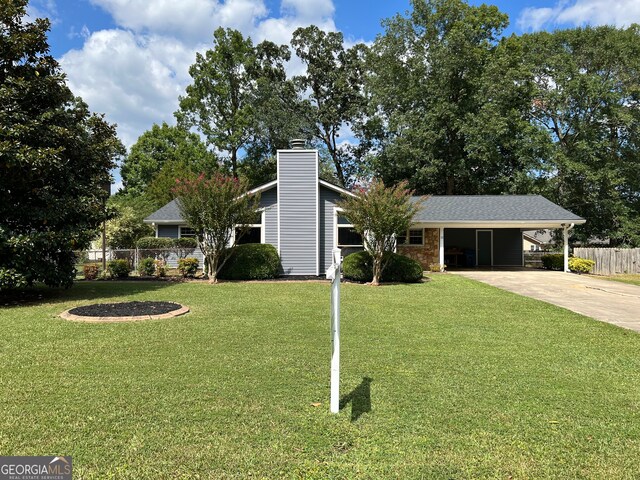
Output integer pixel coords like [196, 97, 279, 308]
[144, 199, 183, 222]
[411, 195, 584, 223]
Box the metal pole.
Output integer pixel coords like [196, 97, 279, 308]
[330, 248, 341, 413]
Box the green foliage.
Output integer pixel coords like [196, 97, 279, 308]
[136, 237, 174, 249]
[107, 259, 131, 278]
[83, 263, 100, 280]
[177, 28, 302, 179]
[174, 237, 197, 249]
[542, 254, 564, 270]
[291, 26, 368, 187]
[367, 0, 509, 195]
[338, 179, 422, 285]
[104, 205, 154, 249]
[173, 174, 260, 282]
[178, 257, 199, 278]
[138, 257, 156, 277]
[569, 257, 596, 274]
[217, 244, 281, 280]
[0, 1, 124, 289]
[121, 122, 218, 197]
[343, 251, 423, 283]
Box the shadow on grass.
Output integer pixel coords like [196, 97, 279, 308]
[340, 376, 372, 421]
[0, 280, 176, 308]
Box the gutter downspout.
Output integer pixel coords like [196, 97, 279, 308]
[563, 223, 575, 273]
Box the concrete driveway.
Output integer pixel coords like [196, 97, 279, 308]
[451, 269, 640, 333]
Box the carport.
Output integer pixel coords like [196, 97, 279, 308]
[410, 195, 586, 271]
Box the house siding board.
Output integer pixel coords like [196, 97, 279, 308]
[278, 151, 318, 275]
[319, 186, 343, 273]
[260, 187, 278, 249]
[157, 225, 179, 239]
[493, 229, 523, 266]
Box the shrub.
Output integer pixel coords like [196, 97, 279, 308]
[569, 257, 595, 274]
[429, 263, 445, 273]
[107, 259, 131, 278]
[154, 259, 167, 277]
[541, 253, 564, 270]
[136, 237, 174, 249]
[83, 263, 100, 280]
[343, 251, 423, 283]
[138, 257, 156, 276]
[174, 237, 198, 258]
[178, 257, 199, 278]
[218, 244, 281, 280]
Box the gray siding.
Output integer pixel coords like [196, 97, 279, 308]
[278, 150, 318, 275]
[493, 229, 523, 266]
[319, 186, 343, 273]
[157, 225, 179, 238]
[260, 187, 278, 249]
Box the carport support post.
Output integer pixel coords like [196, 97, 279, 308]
[439, 228, 445, 271]
[563, 223, 575, 273]
[329, 248, 341, 414]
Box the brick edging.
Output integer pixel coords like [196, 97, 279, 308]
[59, 305, 190, 323]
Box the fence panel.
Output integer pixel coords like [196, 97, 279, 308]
[81, 248, 204, 270]
[573, 247, 640, 275]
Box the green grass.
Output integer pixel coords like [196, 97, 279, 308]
[592, 273, 640, 287]
[1, 276, 640, 479]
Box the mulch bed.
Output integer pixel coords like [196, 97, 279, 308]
[69, 301, 182, 317]
[61, 301, 189, 323]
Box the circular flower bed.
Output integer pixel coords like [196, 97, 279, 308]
[60, 301, 189, 323]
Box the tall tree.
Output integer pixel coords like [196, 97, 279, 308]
[367, 0, 509, 194]
[291, 26, 368, 187]
[485, 27, 640, 244]
[0, 0, 124, 290]
[121, 122, 217, 197]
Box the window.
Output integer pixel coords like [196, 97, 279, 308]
[336, 215, 363, 247]
[235, 212, 263, 245]
[179, 227, 196, 238]
[397, 228, 424, 246]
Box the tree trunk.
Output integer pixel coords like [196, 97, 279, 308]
[371, 254, 382, 286]
[446, 175, 455, 195]
[207, 254, 218, 284]
[231, 149, 238, 179]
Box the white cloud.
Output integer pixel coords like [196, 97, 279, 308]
[59, 0, 344, 150]
[26, 0, 58, 24]
[518, 0, 640, 31]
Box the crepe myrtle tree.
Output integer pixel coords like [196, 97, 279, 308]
[172, 173, 260, 283]
[338, 180, 423, 286]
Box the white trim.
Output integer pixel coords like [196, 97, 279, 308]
[413, 220, 586, 229]
[144, 219, 188, 225]
[246, 179, 277, 196]
[260, 210, 266, 244]
[319, 179, 355, 197]
[316, 150, 319, 276]
[178, 226, 197, 238]
[476, 229, 494, 266]
[154, 223, 158, 238]
[397, 228, 424, 247]
[277, 152, 281, 255]
[334, 209, 364, 248]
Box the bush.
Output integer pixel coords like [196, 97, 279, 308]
[569, 257, 595, 274]
[107, 259, 131, 278]
[83, 263, 100, 280]
[178, 257, 199, 278]
[218, 244, 281, 280]
[174, 237, 197, 249]
[154, 259, 167, 277]
[138, 257, 156, 276]
[136, 237, 174, 249]
[343, 251, 423, 283]
[541, 253, 564, 270]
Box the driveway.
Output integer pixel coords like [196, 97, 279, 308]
[451, 269, 640, 333]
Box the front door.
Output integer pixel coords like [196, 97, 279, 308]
[476, 230, 493, 266]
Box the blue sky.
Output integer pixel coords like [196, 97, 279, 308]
[25, 0, 640, 190]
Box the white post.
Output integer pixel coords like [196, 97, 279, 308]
[439, 228, 445, 272]
[563, 223, 575, 273]
[326, 247, 341, 413]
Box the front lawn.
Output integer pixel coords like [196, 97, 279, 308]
[1, 276, 640, 478]
[591, 273, 640, 287]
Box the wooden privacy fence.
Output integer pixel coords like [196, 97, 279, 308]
[573, 248, 640, 275]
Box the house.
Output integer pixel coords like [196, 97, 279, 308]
[144, 143, 586, 274]
[523, 230, 555, 251]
